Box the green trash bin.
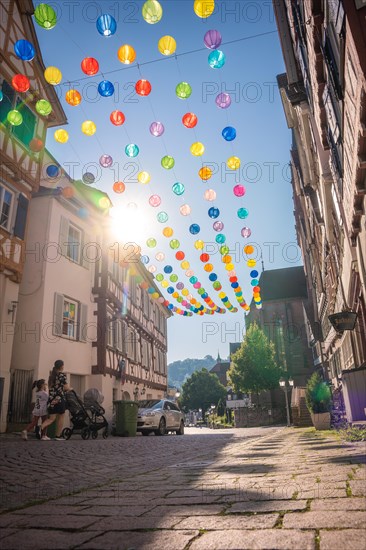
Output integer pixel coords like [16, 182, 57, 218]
[114, 400, 139, 437]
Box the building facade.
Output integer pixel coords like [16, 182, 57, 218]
[274, 0, 366, 422]
[0, 0, 66, 432]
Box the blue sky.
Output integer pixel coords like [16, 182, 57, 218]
[34, 0, 300, 363]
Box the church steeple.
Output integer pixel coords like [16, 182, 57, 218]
[217, 350, 222, 363]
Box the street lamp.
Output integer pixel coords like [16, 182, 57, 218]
[279, 377, 293, 427]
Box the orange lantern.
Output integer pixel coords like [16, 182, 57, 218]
[65, 89, 81, 106]
[113, 181, 125, 193]
[117, 44, 136, 64]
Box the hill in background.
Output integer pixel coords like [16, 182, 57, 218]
[168, 355, 223, 389]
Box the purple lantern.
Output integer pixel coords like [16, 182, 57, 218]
[99, 154, 113, 168]
[150, 121, 165, 137]
[241, 227, 252, 238]
[176, 282, 184, 290]
[213, 220, 224, 232]
[215, 93, 231, 109]
[204, 30, 222, 50]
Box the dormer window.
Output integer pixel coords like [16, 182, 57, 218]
[0, 79, 36, 149]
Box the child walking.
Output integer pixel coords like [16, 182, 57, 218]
[21, 379, 50, 441]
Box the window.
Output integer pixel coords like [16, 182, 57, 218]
[0, 80, 36, 148]
[53, 293, 88, 341]
[67, 224, 81, 263]
[59, 216, 89, 267]
[0, 184, 14, 231]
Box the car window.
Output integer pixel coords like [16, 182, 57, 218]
[164, 402, 171, 410]
[139, 400, 163, 409]
[169, 403, 179, 411]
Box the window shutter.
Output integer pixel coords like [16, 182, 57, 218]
[122, 321, 127, 354]
[53, 293, 64, 336]
[59, 216, 69, 257]
[81, 232, 90, 269]
[14, 194, 29, 240]
[79, 303, 88, 342]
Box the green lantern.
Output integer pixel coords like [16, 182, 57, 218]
[146, 237, 157, 248]
[169, 239, 180, 249]
[161, 155, 175, 170]
[36, 99, 52, 116]
[169, 274, 178, 283]
[7, 109, 23, 126]
[155, 273, 164, 282]
[220, 245, 229, 255]
[176, 82, 192, 99]
[34, 3, 57, 30]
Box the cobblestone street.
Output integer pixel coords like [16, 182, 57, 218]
[0, 426, 365, 549]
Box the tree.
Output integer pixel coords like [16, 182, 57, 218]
[180, 368, 226, 415]
[228, 323, 283, 395]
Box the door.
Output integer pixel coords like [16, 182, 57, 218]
[163, 402, 175, 428]
[8, 370, 34, 423]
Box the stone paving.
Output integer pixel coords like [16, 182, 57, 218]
[0, 426, 365, 549]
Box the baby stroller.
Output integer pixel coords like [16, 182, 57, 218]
[62, 388, 109, 440]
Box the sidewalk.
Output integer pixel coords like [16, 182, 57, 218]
[0, 427, 365, 549]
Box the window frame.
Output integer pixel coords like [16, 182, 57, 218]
[66, 222, 82, 264]
[62, 297, 79, 340]
[0, 184, 14, 232]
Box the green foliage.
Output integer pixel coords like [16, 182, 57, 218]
[168, 355, 216, 388]
[228, 322, 283, 393]
[180, 368, 227, 414]
[305, 372, 332, 413]
[339, 426, 366, 442]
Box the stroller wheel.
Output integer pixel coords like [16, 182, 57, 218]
[102, 428, 108, 439]
[81, 428, 90, 440]
[91, 430, 98, 439]
[62, 428, 72, 440]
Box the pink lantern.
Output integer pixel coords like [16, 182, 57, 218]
[182, 300, 188, 306]
[213, 220, 224, 232]
[186, 270, 194, 277]
[204, 189, 216, 201]
[150, 121, 164, 136]
[149, 194, 161, 207]
[215, 92, 231, 109]
[233, 184, 246, 197]
[180, 204, 191, 216]
[241, 227, 252, 238]
[155, 252, 165, 261]
[204, 30, 222, 49]
[194, 282, 201, 289]
[158, 297, 165, 303]
[148, 265, 156, 273]
[99, 154, 113, 168]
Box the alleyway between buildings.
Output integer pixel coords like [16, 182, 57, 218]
[0, 426, 365, 549]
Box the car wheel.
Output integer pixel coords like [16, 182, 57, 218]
[176, 421, 185, 435]
[142, 431, 151, 436]
[155, 417, 166, 436]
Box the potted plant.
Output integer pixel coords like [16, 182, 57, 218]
[305, 372, 332, 430]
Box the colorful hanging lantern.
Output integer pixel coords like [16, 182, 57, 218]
[156, 252, 165, 261]
[36, 99, 52, 116]
[14, 39, 35, 61]
[176, 251, 185, 260]
[189, 224, 200, 235]
[157, 211, 168, 223]
[199, 166, 212, 181]
[149, 121, 164, 136]
[190, 142, 205, 156]
[140, 256, 149, 265]
[7, 110, 22, 126]
[54, 128, 69, 143]
[46, 164, 59, 177]
[158, 35, 176, 55]
[29, 138, 43, 152]
[110, 110, 125, 125]
[213, 220, 224, 232]
[149, 194, 161, 207]
[98, 80, 114, 97]
[99, 154, 113, 168]
[182, 113, 197, 129]
[172, 182, 185, 195]
[176, 82, 192, 99]
[227, 156, 241, 170]
[34, 3, 57, 30]
[147, 238, 157, 248]
[170, 239, 180, 250]
[241, 227, 252, 238]
[161, 155, 175, 169]
[216, 234, 226, 244]
[215, 92, 231, 109]
[125, 144, 139, 157]
[142, 0, 163, 24]
[65, 89, 81, 106]
[204, 189, 216, 201]
[81, 57, 99, 76]
[237, 207, 249, 219]
[135, 79, 151, 96]
[96, 14, 117, 36]
[82, 172, 95, 184]
[44, 66, 62, 85]
[194, 240, 204, 249]
[180, 204, 191, 216]
[117, 44, 136, 64]
[222, 126, 236, 141]
[163, 227, 173, 238]
[208, 50, 225, 69]
[208, 207, 220, 219]
[12, 74, 30, 93]
[113, 181, 125, 193]
[194, 0, 215, 18]
[204, 29, 222, 49]
[233, 184, 246, 197]
[81, 120, 96, 136]
[138, 171, 151, 184]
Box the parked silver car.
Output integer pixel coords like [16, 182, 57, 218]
[137, 399, 185, 436]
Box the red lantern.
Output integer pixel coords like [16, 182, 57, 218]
[253, 286, 261, 293]
[229, 276, 238, 283]
[12, 74, 30, 93]
[62, 187, 74, 199]
[113, 181, 125, 193]
[110, 110, 125, 126]
[135, 79, 151, 96]
[81, 57, 99, 76]
[29, 138, 44, 152]
[200, 253, 210, 263]
[182, 112, 198, 128]
[175, 251, 185, 261]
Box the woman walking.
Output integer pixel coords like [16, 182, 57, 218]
[41, 360, 71, 440]
[21, 379, 49, 440]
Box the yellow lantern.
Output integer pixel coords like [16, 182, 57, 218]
[227, 156, 241, 170]
[152, 292, 159, 299]
[117, 44, 136, 64]
[65, 89, 81, 106]
[158, 35, 176, 56]
[54, 129, 69, 143]
[199, 166, 212, 181]
[247, 259, 256, 267]
[81, 120, 96, 136]
[181, 260, 190, 270]
[194, 0, 215, 18]
[162, 227, 173, 238]
[44, 66, 62, 85]
[182, 288, 189, 296]
[218, 291, 225, 299]
[99, 197, 111, 209]
[190, 142, 205, 156]
[138, 171, 151, 184]
[194, 240, 204, 250]
[225, 263, 235, 271]
[162, 280, 169, 288]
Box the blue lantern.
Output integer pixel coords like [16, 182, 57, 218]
[98, 80, 114, 97]
[140, 255, 150, 264]
[96, 14, 117, 36]
[237, 207, 249, 219]
[231, 282, 239, 289]
[251, 279, 259, 286]
[172, 182, 185, 196]
[189, 276, 198, 284]
[222, 126, 236, 141]
[209, 273, 217, 281]
[189, 223, 200, 235]
[14, 39, 35, 61]
[208, 50, 226, 69]
[167, 287, 174, 294]
[125, 143, 139, 157]
[250, 270, 259, 278]
[164, 265, 173, 274]
[46, 164, 59, 177]
[208, 207, 220, 219]
[215, 234, 226, 244]
[168, 304, 174, 310]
